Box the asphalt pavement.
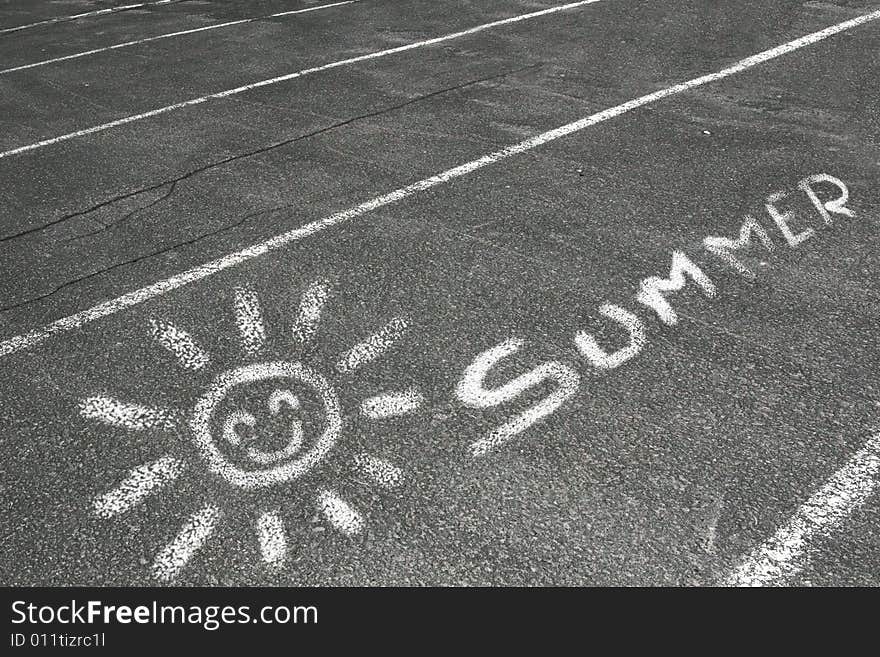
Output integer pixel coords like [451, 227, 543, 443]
[0, 0, 879, 585]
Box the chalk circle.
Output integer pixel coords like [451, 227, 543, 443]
[190, 361, 341, 489]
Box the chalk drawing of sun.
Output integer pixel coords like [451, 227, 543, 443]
[79, 278, 422, 582]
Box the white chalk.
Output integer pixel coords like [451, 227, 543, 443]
[0, 1, 174, 35]
[93, 456, 185, 519]
[636, 251, 717, 326]
[703, 214, 775, 281]
[0, 2, 358, 75]
[575, 303, 646, 370]
[360, 389, 424, 419]
[3, 9, 879, 358]
[221, 410, 256, 447]
[268, 389, 300, 415]
[233, 286, 266, 356]
[352, 454, 403, 489]
[257, 511, 287, 569]
[0, 0, 605, 160]
[766, 191, 814, 248]
[247, 390, 304, 465]
[798, 173, 855, 226]
[292, 278, 332, 344]
[190, 362, 341, 489]
[726, 432, 880, 586]
[457, 338, 580, 456]
[336, 317, 408, 374]
[80, 395, 179, 432]
[152, 504, 222, 582]
[149, 318, 210, 370]
[317, 489, 363, 535]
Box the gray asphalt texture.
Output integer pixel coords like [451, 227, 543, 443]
[1, 0, 879, 586]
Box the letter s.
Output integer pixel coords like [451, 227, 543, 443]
[11, 601, 26, 624]
[456, 338, 580, 457]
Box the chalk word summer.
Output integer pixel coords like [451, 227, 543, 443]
[456, 173, 856, 456]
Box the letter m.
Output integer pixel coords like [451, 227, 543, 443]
[636, 251, 716, 326]
[703, 214, 775, 280]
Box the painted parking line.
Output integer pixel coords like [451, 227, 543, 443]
[0, 0, 359, 76]
[0, 0, 180, 36]
[0, 0, 606, 160]
[726, 432, 880, 586]
[1, 8, 878, 360]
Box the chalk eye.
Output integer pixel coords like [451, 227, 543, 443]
[219, 389, 305, 466]
[268, 389, 300, 415]
[246, 389, 305, 465]
[222, 410, 256, 447]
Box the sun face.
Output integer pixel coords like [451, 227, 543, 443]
[79, 278, 419, 582]
[190, 361, 342, 489]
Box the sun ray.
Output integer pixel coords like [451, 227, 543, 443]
[149, 318, 210, 371]
[335, 317, 408, 374]
[353, 454, 403, 489]
[360, 388, 424, 419]
[292, 278, 331, 344]
[233, 286, 266, 356]
[153, 504, 222, 582]
[80, 395, 179, 431]
[257, 511, 287, 568]
[93, 456, 185, 519]
[316, 489, 364, 535]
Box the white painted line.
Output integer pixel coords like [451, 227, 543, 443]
[726, 433, 880, 587]
[79, 395, 179, 431]
[233, 285, 266, 356]
[336, 317, 408, 373]
[152, 504, 221, 582]
[317, 489, 364, 535]
[0, 1, 176, 35]
[0, 0, 604, 160]
[149, 318, 210, 370]
[256, 510, 287, 568]
[93, 456, 185, 519]
[353, 454, 403, 489]
[0, 1, 358, 75]
[2, 9, 878, 358]
[360, 388, 424, 419]
[292, 278, 331, 344]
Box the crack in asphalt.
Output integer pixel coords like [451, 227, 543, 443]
[0, 63, 543, 315]
[0, 63, 543, 246]
[0, 203, 283, 315]
[60, 181, 179, 243]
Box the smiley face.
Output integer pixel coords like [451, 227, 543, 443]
[190, 361, 342, 489]
[221, 389, 305, 465]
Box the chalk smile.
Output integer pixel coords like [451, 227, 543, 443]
[190, 361, 342, 489]
[80, 278, 420, 581]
